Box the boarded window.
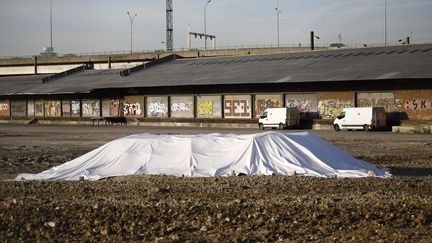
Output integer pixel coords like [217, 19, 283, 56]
[224, 95, 252, 119]
[102, 99, 122, 117]
[254, 94, 283, 118]
[44, 100, 61, 117]
[123, 96, 144, 117]
[286, 93, 319, 119]
[11, 100, 27, 117]
[71, 100, 81, 117]
[170, 96, 194, 118]
[82, 99, 100, 117]
[146, 97, 168, 118]
[0, 100, 10, 117]
[27, 100, 35, 117]
[35, 100, 44, 117]
[62, 100, 71, 117]
[196, 95, 222, 118]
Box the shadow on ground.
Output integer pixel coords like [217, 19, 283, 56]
[389, 167, 432, 177]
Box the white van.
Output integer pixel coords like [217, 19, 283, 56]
[333, 107, 386, 132]
[258, 108, 300, 130]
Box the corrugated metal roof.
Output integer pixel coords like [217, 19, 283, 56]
[1, 44, 431, 96]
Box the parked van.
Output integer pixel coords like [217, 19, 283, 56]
[333, 107, 386, 132]
[258, 108, 300, 130]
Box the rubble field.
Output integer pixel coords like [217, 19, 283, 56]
[0, 125, 431, 241]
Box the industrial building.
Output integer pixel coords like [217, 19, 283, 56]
[0, 44, 431, 129]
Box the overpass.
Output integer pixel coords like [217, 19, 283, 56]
[0, 47, 321, 76]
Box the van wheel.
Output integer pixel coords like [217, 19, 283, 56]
[334, 124, 340, 132]
[259, 123, 264, 130]
[278, 123, 284, 130]
[363, 125, 370, 132]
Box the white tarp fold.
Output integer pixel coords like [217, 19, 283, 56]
[15, 132, 389, 181]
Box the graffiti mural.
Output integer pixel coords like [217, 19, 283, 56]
[102, 99, 121, 117]
[224, 95, 251, 119]
[44, 101, 61, 117]
[147, 97, 168, 118]
[123, 102, 142, 116]
[357, 92, 402, 112]
[82, 99, 100, 117]
[0, 100, 10, 117]
[254, 94, 282, 118]
[318, 99, 354, 119]
[196, 96, 222, 118]
[171, 96, 194, 118]
[71, 100, 81, 117]
[404, 99, 432, 111]
[62, 100, 71, 117]
[35, 100, 44, 116]
[11, 101, 27, 117]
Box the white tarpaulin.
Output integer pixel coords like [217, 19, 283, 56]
[15, 132, 389, 181]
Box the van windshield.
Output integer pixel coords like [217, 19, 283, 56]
[337, 111, 345, 119]
[260, 112, 267, 118]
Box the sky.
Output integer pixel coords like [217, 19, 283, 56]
[0, 0, 431, 57]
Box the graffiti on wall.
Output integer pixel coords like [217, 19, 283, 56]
[62, 100, 71, 116]
[286, 99, 314, 112]
[404, 99, 432, 111]
[148, 101, 168, 117]
[11, 101, 26, 117]
[35, 101, 44, 116]
[110, 100, 120, 116]
[171, 101, 193, 112]
[82, 100, 100, 117]
[0, 101, 9, 115]
[224, 99, 251, 118]
[197, 100, 213, 116]
[123, 102, 142, 116]
[71, 100, 80, 116]
[196, 96, 222, 118]
[318, 99, 354, 119]
[44, 101, 61, 117]
[254, 98, 282, 118]
[356, 93, 402, 112]
[0, 101, 10, 116]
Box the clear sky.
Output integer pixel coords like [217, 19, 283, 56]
[0, 0, 431, 56]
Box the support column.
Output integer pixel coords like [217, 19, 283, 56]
[33, 56, 38, 75]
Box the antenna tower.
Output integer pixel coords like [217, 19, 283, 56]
[166, 0, 174, 52]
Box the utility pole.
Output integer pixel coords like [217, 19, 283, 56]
[166, 0, 174, 52]
[204, 0, 211, 50]
[50, 0, 53, 56]
[276, 0, 281, 48]
[127, 11, 137, 54]
[384, 0, 387, 46]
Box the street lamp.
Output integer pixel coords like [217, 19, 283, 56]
[127, 11, 138, 54]
[50, 0, 53, 56]
[384, 0, 387, 46]
[204, 0, 211, 50]
[275, 0, 281, 48]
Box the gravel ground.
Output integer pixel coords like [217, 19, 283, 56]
[0, 125, 431, 241]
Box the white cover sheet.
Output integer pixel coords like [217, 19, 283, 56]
[15, 132, 389, 181]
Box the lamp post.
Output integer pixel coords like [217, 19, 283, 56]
[127, 11, 138, 54]
[204, 0, 211, 50]
[384, 0, 387, 46]
[275, 0, 281, 48]
[50, 0, 53, 56]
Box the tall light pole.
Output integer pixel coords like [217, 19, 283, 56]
[275, 0, 281, 48]
[50, 0, 53, 56]
[384, 0, 387, 46]
[204, 0, 211, 50]
[127, 11, 138, 54]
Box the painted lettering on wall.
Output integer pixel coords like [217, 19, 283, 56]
[71, 100, 80, 116]
[255, 99, 281, 117]
[318, 99, 354, 119]
[197, 100, 213, 116]
[404, 99, 432, 111]
[82, 100, 100, 117]
[148, 101, 168, 117]
[171, 101, 193, 112]
[286, 99, 314, 112]
[0, 103, 8, 111]
[123, 102, 142, 116]
[224, 100, 251, 117]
